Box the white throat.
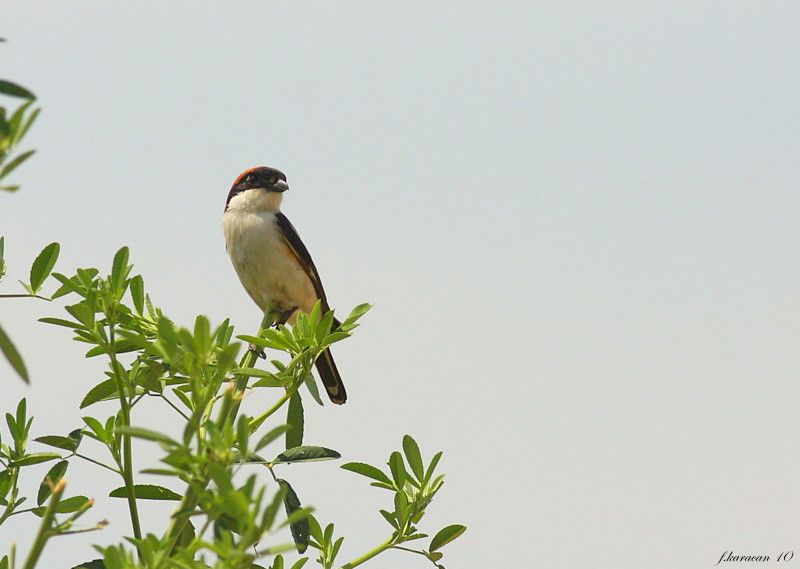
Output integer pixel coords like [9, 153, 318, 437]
[226, 188, 283, 213]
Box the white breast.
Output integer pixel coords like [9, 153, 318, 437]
[223, 192, 317, 313]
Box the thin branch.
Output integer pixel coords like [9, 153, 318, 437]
[52, 523, 108, 536]
[160, 307, 280, 554]
[106, 323, 143, 545]
[0, 293, 51, 300]
[156, 393, 190, 420]
[339, 536, 396, 569]
[21, 479, 66, 569]
[72, 452, 122, 475]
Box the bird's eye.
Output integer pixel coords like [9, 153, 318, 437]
[246, 174, 257, 184]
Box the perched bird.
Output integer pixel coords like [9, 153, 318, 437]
[222, 166, 347, 404]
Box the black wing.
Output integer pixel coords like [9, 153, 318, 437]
[275, 212, 331, 312]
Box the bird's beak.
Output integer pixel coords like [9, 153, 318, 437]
[271, 179, 289, 193]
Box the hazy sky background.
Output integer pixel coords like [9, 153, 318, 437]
[2, 2, 799, 568]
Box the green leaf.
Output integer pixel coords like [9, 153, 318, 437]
[129, 275, 144, 314]
[193, 314, 210, 354]
[388, 451, 407, 489]
[54, 495, 91, 513]
[236, 415, 249, 456]
[286, 392, 303, 450]
[394, 492, 409, 522]
[109, 484, 181, 500]
[0, 149, 35, 182]
[82, 416, 106, 441]
[424, 451, 443, 484]
[35, 430, 82, 453]
[340, 462, 394, 486]
[29, 242, 60, 293]
[0, 236, 5, 281]
[174, 520, 196, 551]
[289, 558, 309, 569]
[8, 100, 32, 138]
[0, 79, 35, 99]
[110, 246, 129, 294]
[19, 106, 40, 140]
[429, 524, 466, 552]
[303, 373, 324, 406]
[273, 446, 341, 464]
[50, 273, 82, 299]
[402, 435, 424, 481]
[307, 514, 323, 543]
[278, 479, 310, 554]
[115, 426, 178, 447]
[34, 434, 79, 452]
[38, 317, 85, 330]
[0, 323, 28, 382]
[139, 468, 183, 477]
[235, 367, 280, 379]
[0, 470, 11, 501]
[379, 509, 398, 528]
[315, 310, 335, 344]
[80, 378, 118, 408]
[261, 483, 287, 530]
[343, 303, 372, 325]
[254, 425, 289, 452]
[37, 460, 68, 505]
[172, 388, 193, 411]
[16, 398, 26, 428]
[10, 452, 61, 467]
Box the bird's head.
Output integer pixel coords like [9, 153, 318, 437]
[225, 166, 289, 211]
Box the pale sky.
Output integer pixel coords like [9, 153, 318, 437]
[2, 3, 800, 568]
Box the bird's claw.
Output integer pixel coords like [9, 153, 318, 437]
[248, 343, 266, 359]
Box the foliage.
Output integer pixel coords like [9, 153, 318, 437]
[0, 245, 466, 568]
[0, 72, 39, 193]
[0, 40, 41, 382]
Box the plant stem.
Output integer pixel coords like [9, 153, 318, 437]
[0, 463, 21, 526]
[0, 293, 50, 300]
[339, 536, 396, 569]
[159, 307, 278, 559]
[107, 323, 143, 545]
[249, 374, 304, 432]
[157, 393, 191, 420]
[228, 308, 280, 419]
[21, 479, 65, 569]
[72, 452, 121, 474]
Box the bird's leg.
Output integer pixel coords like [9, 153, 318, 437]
[247, 343, 266, 359]
[247, 307, 290, 359]
[275, 307, 297, 327]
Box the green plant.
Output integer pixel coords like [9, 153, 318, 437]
[0, 39, 42, 383]
[0, 68, 39, 193]
[0, 244, 465, 568]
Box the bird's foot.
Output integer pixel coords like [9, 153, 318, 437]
[248, 343, 266, 359]
[274, 308, 297, 328]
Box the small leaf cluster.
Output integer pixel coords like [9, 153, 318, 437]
[0, 60, 41, 392]
[0, 400, 100, 569]
[0, 239, 61, 383]
[0, 243, 464, 569]
[341, 435, 465, 568]
[0, 69, 39, 193]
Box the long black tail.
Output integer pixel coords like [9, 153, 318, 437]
[315, 348, 347, 404]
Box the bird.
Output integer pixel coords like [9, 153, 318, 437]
[222, 166, 347, 404]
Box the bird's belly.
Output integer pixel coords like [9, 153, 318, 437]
[223, 212, 317, 313]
